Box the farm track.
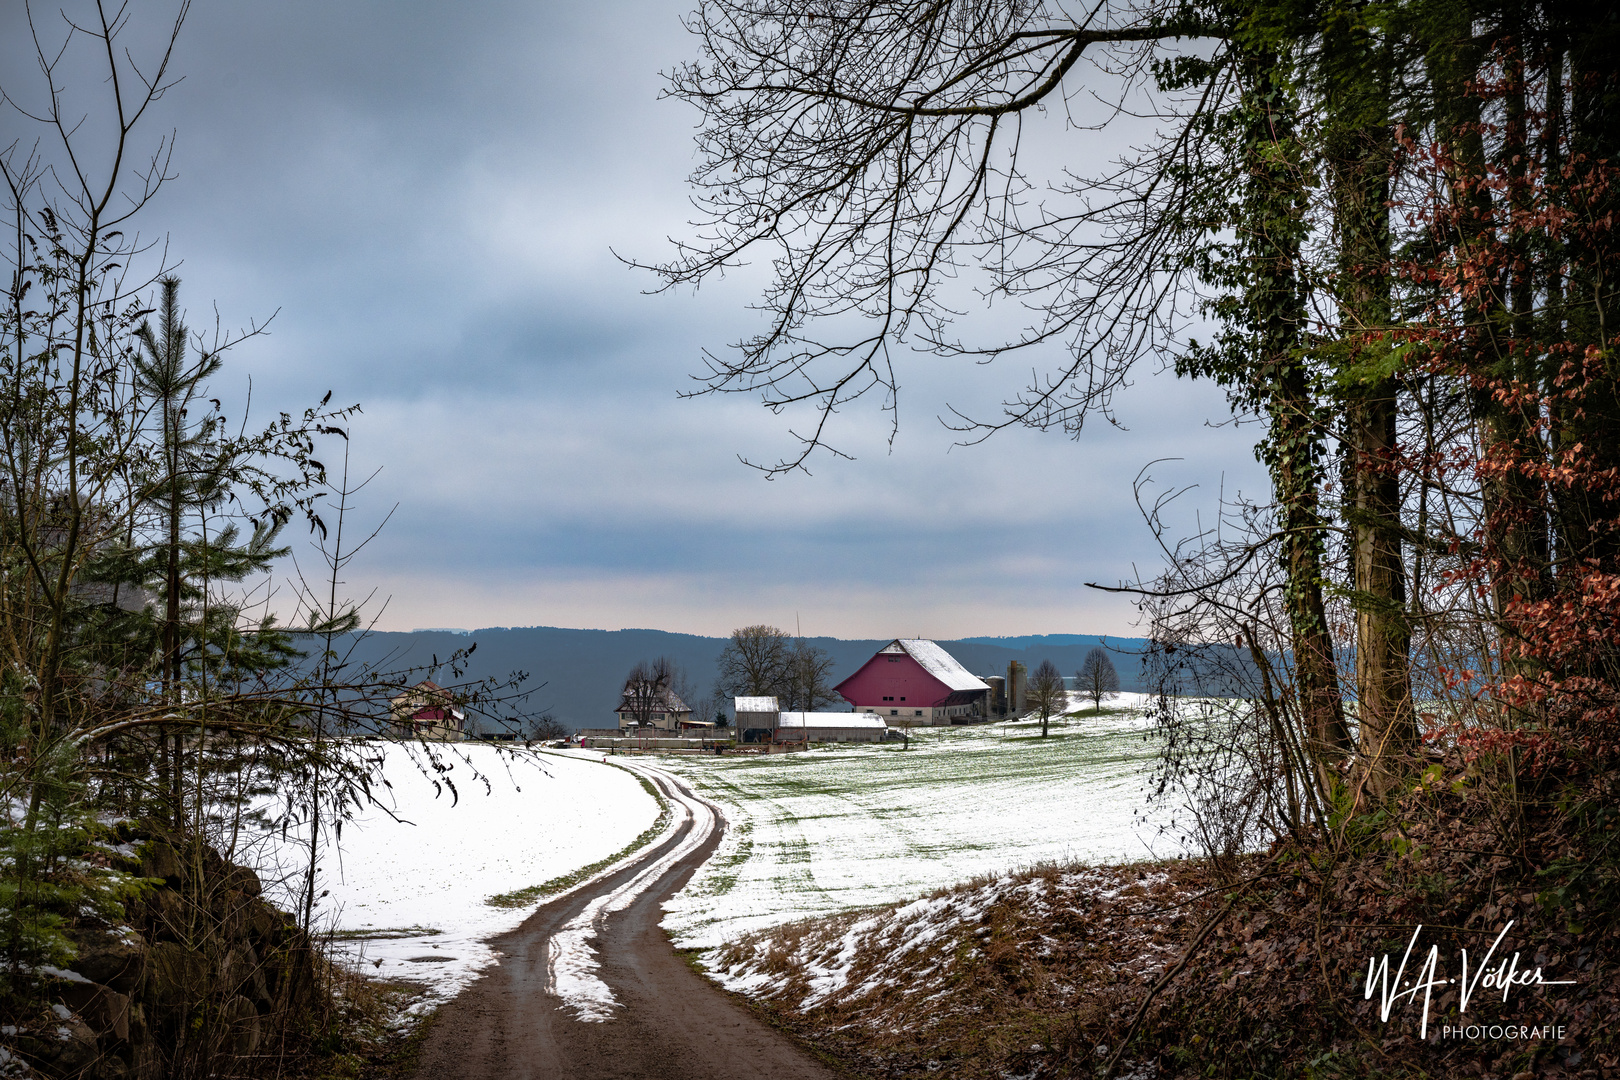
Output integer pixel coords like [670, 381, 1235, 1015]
[409, 760, 837, 1080]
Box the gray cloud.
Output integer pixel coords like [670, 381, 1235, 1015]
[2, 1, 1267, 638]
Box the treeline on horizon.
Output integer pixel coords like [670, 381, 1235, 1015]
[337, 625, 1164, 730]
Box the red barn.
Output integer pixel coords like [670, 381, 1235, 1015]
[834, 639, 990, 727]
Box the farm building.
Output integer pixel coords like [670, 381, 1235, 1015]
[775, 711, 890, 744]
[614, 685, 694, 731]
[734, 696, 779, 744]
[834, 639, 991, 726]
[387, 680, 467, 741]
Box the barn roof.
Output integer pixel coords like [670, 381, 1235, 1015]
[734, 696, 779, 713]
[777, 711, 888, 730]
[885, 639, 990, 692]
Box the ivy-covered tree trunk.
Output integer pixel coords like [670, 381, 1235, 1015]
[1323, 8, 1414, 796]
[1239, 41, 1354, 784]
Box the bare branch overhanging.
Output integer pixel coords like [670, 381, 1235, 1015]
[633, 0, 1233, 473]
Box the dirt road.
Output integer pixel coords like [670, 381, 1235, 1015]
[410, 759, 837, 1080]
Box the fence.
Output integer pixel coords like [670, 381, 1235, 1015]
[578, 735, 738, 752]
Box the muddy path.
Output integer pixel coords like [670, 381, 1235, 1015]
[409, 759, 838, 1080]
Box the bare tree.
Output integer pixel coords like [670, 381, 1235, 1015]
[1075, 647, 1120, 712]
[641, 0, 1224, 475]
[528, 713, 568, 742]
[619, 657, 676, 729]
[1026, 659, 1066, 738]
[781, 639, 838, 711]
[670, 663, 700, 716]
[715, 624, 792, 698]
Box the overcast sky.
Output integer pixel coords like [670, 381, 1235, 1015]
[2, 1, 1266, 639]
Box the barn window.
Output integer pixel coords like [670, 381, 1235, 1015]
[915, 710, 923, 716]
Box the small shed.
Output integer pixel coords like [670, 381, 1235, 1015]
[734, 696, 779, 743]
[776, 711, 889, 744]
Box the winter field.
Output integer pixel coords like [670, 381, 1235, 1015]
[647, 692, 1184, 950]
[256, 743, 661, 1003]
[281, 693, 1178, 1002]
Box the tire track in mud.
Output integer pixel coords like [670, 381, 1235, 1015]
[410, 759, 835, 1080]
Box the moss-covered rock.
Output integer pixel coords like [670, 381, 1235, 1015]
[6, 827, 325, 1080]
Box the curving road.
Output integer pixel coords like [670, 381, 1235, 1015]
[410, 758, 836, 1080]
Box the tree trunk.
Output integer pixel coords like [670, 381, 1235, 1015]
[1324, 16, 1414, 797]
[1242, 47, 1354, 785]
[1429, 16, 1551, 688]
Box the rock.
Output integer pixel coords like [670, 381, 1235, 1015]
[126, 1002, 147, 1045]
[246, 947, 273, 1010]
[140, 887, 185, 942]
[58, 981, 131, 1042]
[211, 892, 250, 942]
[137, 842, 181, 885]
[145, 943, 207, 1011]
[128, 1042, 161, 1079]
[219, 995, 261, 1057]
[244, 903, 285, 947]
[53, 839, 322, 1079]
[216, 946, 252, 999]
[222, 864, 262, 899]
[72, 933, 146, 994]
[266, 946, 317, 1015]
[16, 1018, 99, 1078]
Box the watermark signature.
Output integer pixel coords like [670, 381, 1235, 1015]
[1364, 921, 1575, 1038]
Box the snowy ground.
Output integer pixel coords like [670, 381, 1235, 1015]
[252, 742, 660, 1003]
[253, 693, 1175, 1006]
[652, 692, 1184, 950]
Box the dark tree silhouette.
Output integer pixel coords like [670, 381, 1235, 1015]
[1076, 647, 1120, 712]
[715, 625, 792, 698]
[1026, 659, 1066, 738]
[619, 657, 678, 729]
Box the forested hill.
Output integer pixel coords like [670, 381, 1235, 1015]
[334, 626, 1148, 732]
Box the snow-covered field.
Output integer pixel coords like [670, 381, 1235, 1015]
[654, 693, 1184, 949]
[256, 743, 660, 1002]
[271, 694, 1176, 1004]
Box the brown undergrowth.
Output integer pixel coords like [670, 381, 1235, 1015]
[708, 860, 1221, 1079]
[708, 757, 1616, 1079]
[293, 971, 433, 1080]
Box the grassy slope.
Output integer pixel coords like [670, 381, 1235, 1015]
[698, 760, 1616, 1080]
[655, 705, 1180, 950]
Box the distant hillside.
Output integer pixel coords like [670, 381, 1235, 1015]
[955, 633, 1138, 649]
[335, 626, 1149, 733]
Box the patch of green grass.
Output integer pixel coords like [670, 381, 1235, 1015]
[485, 772, 670, 910]
[328, 926, 442, 941]
[699, 818, 753, 898]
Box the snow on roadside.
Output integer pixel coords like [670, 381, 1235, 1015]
[253, 743, 658, 1004]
